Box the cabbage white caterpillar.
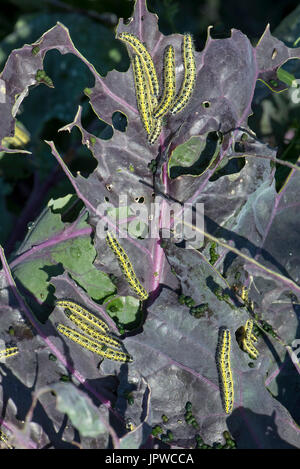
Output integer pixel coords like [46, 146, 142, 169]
[148, 117, 163, 145]
[56, 300, 110, 334]
[153, 45, 176, 119]
[170, 33, 196, 114]
[0, 429, 13, 449]
[217, 328, 234, 414]
[56, 323, 133, 362]
[242, 319, 259, 359]
[0, 347, 19, 359]
[63, 308, 122, 349]
[106, 231, 148, 301]
[132, 54, 153, 136]
[118, 32, 159, 97]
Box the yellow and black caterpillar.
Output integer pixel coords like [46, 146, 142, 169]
[169, 33, 196, 115]
[56, 300, 132, 363]
[0, 347, 19, 359]
[118, 32, 160, 98]
[106, 231, 148, 301]
[56, 324, 133, 362]
[117, 32, 196, 144]
[216, 328, 234, 414]
[237, 319, 259, 360]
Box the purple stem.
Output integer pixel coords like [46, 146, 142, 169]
[9, 227, 92, 270]
[46, 140, 154, 264]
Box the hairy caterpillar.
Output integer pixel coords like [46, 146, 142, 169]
[132, 54, 153, 135]
[106, 231, 148, 300]
[56, 324, 133, 363]
[153, 45, 176, 119]
[63, 308, 122, 349]
[118, 32, 159, 97]
[217, 328, 234, 414]
[170, 33, 196, 114]
[0, 347, 19, 359]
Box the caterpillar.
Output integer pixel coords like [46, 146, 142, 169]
[169, 33, 196, 115]
[125, 419, 136, 432]
[63, 309, 122, 349]
[147, 95, 162, 145]
[132, 54, 154, 136]
[0, 347, 19, 359]
[245, 319, 257, 343]
[234, 285, 254, 312]
[56, 323, 133, 363]
[0, 430, 13, 450]
[1, 122, 30, 148]
[217, 328, 234, 414]
[118, 32, 159, 97]
[148, 117, 163, 145]
[235, 286, 249, 303]
[153, 45, 176, 119]
[106, 231, 148, 301]
[243, 319, 259, 359]
[56, 300, 110, 334]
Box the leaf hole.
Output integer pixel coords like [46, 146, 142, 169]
[202, 101, 211, 108]
[123, 17, 133, 25]
[112, 111, 128, 132]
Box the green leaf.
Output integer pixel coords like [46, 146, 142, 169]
[105, 296, 140, 328]
[50, 382, 107, 437]
[11, 202, 115, 321]
[48, 194, 74, 212]
[168, 132, 222, 179]
[277, 67, 297, 87]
